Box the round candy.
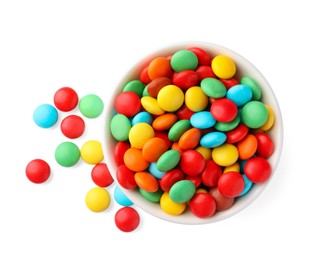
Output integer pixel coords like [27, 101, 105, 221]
[123, 80, 145, 97]
[226, 84, 252, 107]
[196, 65, 216, 80]
[25, 159, 51, 184]
[139, 188, 163, 202]
[241, 101, 268, 128]
[157, 85, 184, 112]
[147, 77, 172, 98]
[168, 119, 191, 141]
[190, 111, 216, 129]
[212, 144, 239, 167]
[55, 142, 80, 167]
[210, 98, 238, 122]
[152, 113, 177, 131]
[85, 187, 110, 212]
[116, 165, 137, 190]
[224, 162, 240, 173]
[115, 91, 141, 117]
[201, 160, 222, 188]
[179, 150, 206, 176]
[170, 50, 198, 72]
[134, 172, 159, 192]
[140, 66, 151, 84]
[79, 94, 104, 118]
[226, 123, 249, 143]
[160, 169, 184, 192]
[214, 116, 240, 132]
[217, 171, 245, 198]
[160, 192, 186, 216]
[200, 78, 227, 98]
[254, 132, 274, 158]
[132, 111, 153, 126]
[239, 174, 253, 197]
[189, 193, 216, 218]
[142, 137, 168, 162]
[177, 104, 194, 120]
[149, 162, 166, 179]
[237, 134, 257, 160]
[33, 104, 58, 128]
[185, 86, 208, 112]
[208, 188, 235, 211]
[128, 123, 154, 149]
[115, 207, 140, 232]
[110, 114, 131, 141]
[169, 180, 196, 203]
[141, 96, 165, 115]
[219, 77, 240, 90]
[258, 105, 275, 131]
[178, 128, 201, 150]
[188, 47, 211, 66]
[53, 87, 79, 112]
[114, 141, 130, 166]
[124, 148, 149, 172]
[240, 76, 261, 100]
[60, 115, 85, 139]
[148, 57, 172, 80]
[200, 132, 227, 148]
[211, 55, 236, 79]
[172, 70, 199, 90]
[157, 149, 181, 172]
[195, 146, 212, 161]
[244, 157, 272, 183]
[91, 163, 114, 187]
[80, 140, 104, 165]
[114, 186, 133, 206]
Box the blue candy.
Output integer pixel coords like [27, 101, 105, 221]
[200, 132, 226, 148]
[239, 174, 253, 196]
[227, 84, 252, 107]
[149, 162, 166, 179]
[131, 111, 153, 125]
[114, 186, 133, 206]
[33, 104, 58, 128]
[190, 111, 216, 129]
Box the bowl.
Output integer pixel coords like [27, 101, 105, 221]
[105, 41, 283, 224]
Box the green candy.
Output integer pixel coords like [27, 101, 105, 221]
[139, 188, 163, 203]
[240, 76, 262, 100]
[142, 85, 149, 97]
[170, 50, 198, 72]
[168, 120, 191, 141]
[200, 78, 227, 98]
[169, 180, 196, 203]
[55, 142, 80, 167]
[123, 80, 145, 97]
[241, 101, 268, 128]
[110, 114, 131, 141]
[214, 116, 240, 132]
[157, 150, 181, 172]
[79, 94, 104, 118]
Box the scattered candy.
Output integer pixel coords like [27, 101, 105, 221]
[60, 115, 85, 139]
[80, 140, 104, 165]
[25, 159, 51, 184]
[114, 186, 133, 206]
[53, 87, 79, 112]
[115, 207, 140, 232]
[55, 141, 80, 167]
[91, 163, 114, 187]
[79, 94, 104, 118]
[33, 104, 58, 128]
[85, 187, 111, 212]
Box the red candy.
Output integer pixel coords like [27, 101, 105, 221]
[147, 77, 172, 98]
[179, 150, 206, 176]
[176, 104, 194, 120]
[189, 193, 216, 218]
[160, 169, 184, 192]
[172, 70, 199, 90]
[154, 131, 172, 148]
[114, 91, 141, 117]
[60, 115, 85, 139]
[185, 175, 202, 188]
[244, 157, 272, 183]
[219, 78, 239, 90]
[201, 160, 222, 188]
[188, 47, 211, 66]
[226, 123, 249, 143]
[114, 141, 130, 166]
[217, 171, 245, 198]
[25, 159, 51, 184]
[254, 132, 274, 158]
[140, 66, 151, 84]
[54, 87, 79, 112]
[196, 65, 216, 80]
[209, 188, 235, 211]
[115, 207, 140, 232]
[210, 98, 238, 122]
[91, 163, 114, 187]
[116, 165, 137, 190]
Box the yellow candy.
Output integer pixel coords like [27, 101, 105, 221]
[85, 187, 110, 212]
[129, 123, 154, 149]
[196, 188, 208, 194]
[81, 140, 104, 164]
[141, 96, 165, 115]
[211, 55, 236, 79]
[258, 105, 275, 131]
[185, 86, 208, 112]
[157, 85, 184, 112]
[223, 162, 240, 173]
[160, 192, 186, 216]
[195, 146, 212, 161]
[212, 144, 239, 167]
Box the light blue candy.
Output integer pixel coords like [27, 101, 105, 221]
[227, 84, 252, 107]
[190, 111, 216, 129]
[33, 104, 58, 128]
[239, 174, 253, 196]
[131, 111, 153, 125]
[149, 162, 166, 179]
[200, 132, 226, 148]
[114, 186, 133, 206]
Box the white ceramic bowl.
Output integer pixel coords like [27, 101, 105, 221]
[105, 42, 283, 224]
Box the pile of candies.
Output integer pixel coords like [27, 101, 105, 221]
[110, 47, 275, 218]
[26, 87, 140, 232]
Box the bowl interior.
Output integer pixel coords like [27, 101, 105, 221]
[105, 42, 283, 224]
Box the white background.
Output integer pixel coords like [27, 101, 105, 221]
[1, 0, 328, 259]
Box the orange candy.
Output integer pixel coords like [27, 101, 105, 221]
[237, 134, 258, 160]
[124, 147, 149, 172]
[178, 128, 201, 150]
[148, 57, 172, 80]
[171, 142, 183, 155]
[142, 137, 168, 162]
[134, 172, 159, 192]
[152, 113, 178, 131]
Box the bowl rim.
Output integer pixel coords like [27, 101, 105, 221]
[105, 41, 284, 225]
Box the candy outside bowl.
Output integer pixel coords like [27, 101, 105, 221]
[105, 42, 283, 224]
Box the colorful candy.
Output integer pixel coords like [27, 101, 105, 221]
[79, 94, 104, 118]
[91, 163, 114, 187]
[33, 104, 58, 128]
[85, 187, 111, 212]
[60, 115, 85, 139]
[53, 87, 79, 112]
[25, 159, 51, 184]
[109, 46, 276, 219]
[55, 141, 80, 167]
[115, 207, 140, 232]
[80, 140, 104, 165]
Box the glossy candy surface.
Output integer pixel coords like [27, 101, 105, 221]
[25, 159, 51, 184]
